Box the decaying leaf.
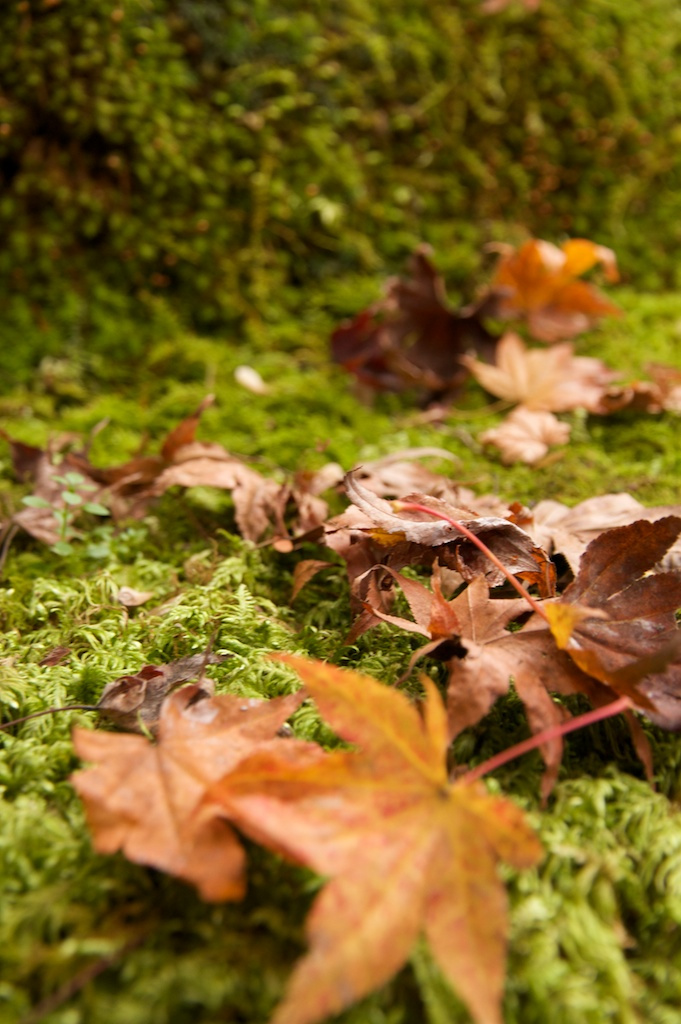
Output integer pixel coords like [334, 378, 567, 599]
[485, 238, 620, 341]
[342, 471, 555, 595]
[331, 246, 494, 394]
[545, 517, 681, 721]
[95, 652, 229, 732]
[213, 655, 542, 1024]
[480, 407, 571, 464]
[462, 332, 617, 413]
[526, 493, 681, 575]
[72, 686, 309, 901]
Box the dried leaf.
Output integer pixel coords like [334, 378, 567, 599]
[545, 517, 681, 717]
[480, 407, 571, 464]
[526, 493, 681, 574]
[214, 656, 542, 1024]
[331, 246, 494, 394]
[343, 471, 555, 595]
[486, 238, 620, 341]
[72, 687, 309, 901]
[462, 333, 617, 412]
[116, 587, 156, 608]
[96, 653, 229, 732]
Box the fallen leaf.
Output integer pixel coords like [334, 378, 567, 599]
[234, 365, 271, 395]
[544, 517, 681, 717]
[343, 471, 555, 595]
[485, 238, 620, 341]
[64, 397, 328, 543]
[96, 652, 229, 732]
[116, 586, 156, 608]
[462, 332, 617, 412]
[331, 245, 494, 394]
[213, 655, 542, 1024]
[480, 407, 571, 464]
[646, 362, 681, 413]
[0, 429, 108, 546]
[526, 493, 681, 574]
[72, 686, 309, 901]
[38, 646, 72, 667]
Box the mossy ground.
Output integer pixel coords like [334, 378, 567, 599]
[1, 288, 681, 1024]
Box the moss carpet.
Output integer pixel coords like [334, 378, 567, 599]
[1, 288, 680, 1024]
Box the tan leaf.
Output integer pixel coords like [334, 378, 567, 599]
[480, 407, 571, 464]
[462, 333, 616, 412]
[72, 687, 308, 901]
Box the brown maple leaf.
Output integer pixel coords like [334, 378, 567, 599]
[544, 516, 681, 724]
[343, 471, 555, 595]
[526, 493, 681, 574]
[480, 407, 571, 464]
[462, 332, 617, 413]
[331, 245, 494, 394]
[212, 655, 542, 1024]
[71, 686, 310, 901]
[95, 652, 229, 732]
[356, 572, 569, 797]
[61, 396, 331, 544]
[485, 238, 620, 341]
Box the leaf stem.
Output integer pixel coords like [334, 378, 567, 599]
[460, 695, 632, 784]
[0, 705, 98, 731]
[394, 500, 548, 620]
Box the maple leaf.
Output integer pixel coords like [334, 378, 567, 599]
[485, 238, 620, 341]
[212, 655, 542, 1024]
[331, 245, 494, 394]
[462, 332, 617, 412]
[526, 493, 681, 574]
[544, 516, 681, 721]
[61, 396, 332, 544]
[343, 471, 555, 595]
[71, 687, 311, 901]
[354, 572, 568, 797]
[480, 407, 571, 465]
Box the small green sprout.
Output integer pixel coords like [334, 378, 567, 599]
[21, 471, 109, 556]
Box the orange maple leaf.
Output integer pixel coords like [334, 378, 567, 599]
[488, 237, 620, 341]
[212, 655, 542, 1024]
[71, 686, 311, 901]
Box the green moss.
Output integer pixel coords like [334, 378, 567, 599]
[4, 0, 681, 378]
[1, 286, 681, 1022]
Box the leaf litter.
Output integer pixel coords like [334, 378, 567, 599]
[2, 232, 681, 1024]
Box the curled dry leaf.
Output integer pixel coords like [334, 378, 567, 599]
[116, 586, 156, 608]
[485, 237, 620, 341]
[480, 407, 571, 464]
[72, 686, 310, 902]
[462, 333, 617, 413]
[331, 245, 494, 394]
[343, 471, 555, 595]
[234, 365, 270, 395]
[526, 493, 681, 574]
[96, 653, 229, 732]
[212, 655, 542, 1024]
[545, 516, 681, 723]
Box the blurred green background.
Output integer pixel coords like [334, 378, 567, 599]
[2, 0, 681, 381]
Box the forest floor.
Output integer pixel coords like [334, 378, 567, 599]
[1, 285, 681, 1024]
